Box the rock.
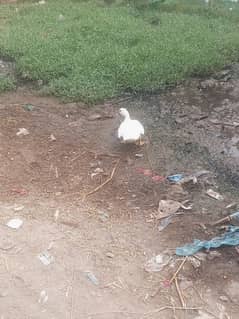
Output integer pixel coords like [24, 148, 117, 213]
[219, 295, 229, 302]
[106, 252, 114, 258]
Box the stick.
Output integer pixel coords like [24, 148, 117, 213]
[83, 159, 120, 198]
[175, 277, 186, 308]
[55, 167, 58, 178]
[70, 269, 75, 319]
[170, 257, 188, 284]
[87, 150, 120, 158]
[80, 306, 201, 317]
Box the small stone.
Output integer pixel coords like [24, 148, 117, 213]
[106, 252, 114, 258]
[16, 128, 29, 136]
[6, 218, 23, 229]
[55, 192, 62, 196]
[94, 168, 104, 174]
[135, 153, 143, 158]
[219, 295, 229, 302]
[13, 205, 24, 212]
[50, 134, 56, 141]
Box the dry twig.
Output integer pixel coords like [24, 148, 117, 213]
[79, 306, 201, 317]
[175, 277, 186, 308]
[70, 269, 75, 319]
[83, 159, 120, 199]
[170, 257, 188, 284]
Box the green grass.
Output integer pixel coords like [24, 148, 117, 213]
[0, 0, 239, 102]
[0, 75, 15, 93]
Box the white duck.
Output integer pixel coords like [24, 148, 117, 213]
[118, 108, 145, 145]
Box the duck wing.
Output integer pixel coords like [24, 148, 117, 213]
[118, 119, 144, 141]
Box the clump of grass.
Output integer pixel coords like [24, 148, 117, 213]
[0, 0, 239, 102]
[0, 75, 15, 93]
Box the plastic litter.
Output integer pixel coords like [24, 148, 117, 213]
[206, 189, 224, 201]
[213, 211, 239, 226]
[16, 128, 29, 136]
[23, 104, 34, 111]
[6, 218, 23, 229]
[168, 170, 209, 185]
[144, 253, 172, 272]
[38, 251, 54, 266]
[158, 200, 181, 219]
[152, 175, 165, 182]
[38, 290, 48, 304]
[158, 215, 173, 232]
[98, 211, 109, 222]
[85, 271, 99, 285]
[167, 174, 183, 183]
[176, 226, 239, 256]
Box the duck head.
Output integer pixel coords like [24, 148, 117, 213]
[119, 108, 130, 119]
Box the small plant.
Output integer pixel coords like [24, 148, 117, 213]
[0, 75, 15, 93]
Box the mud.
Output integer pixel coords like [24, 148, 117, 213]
[0, 65, 239, 318]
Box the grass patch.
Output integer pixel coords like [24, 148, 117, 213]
[0, 0, 239, 102]
[0, 75, 15, 93]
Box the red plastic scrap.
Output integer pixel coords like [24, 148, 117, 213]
[152, 175, 166, 182]
[11, 188, 28, 195]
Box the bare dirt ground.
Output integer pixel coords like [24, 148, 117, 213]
[1, 65, 239, 319]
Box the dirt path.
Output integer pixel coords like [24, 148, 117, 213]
[1, 67, 239, 319]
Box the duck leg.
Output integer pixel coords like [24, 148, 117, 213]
[135, 137, 145, 146]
